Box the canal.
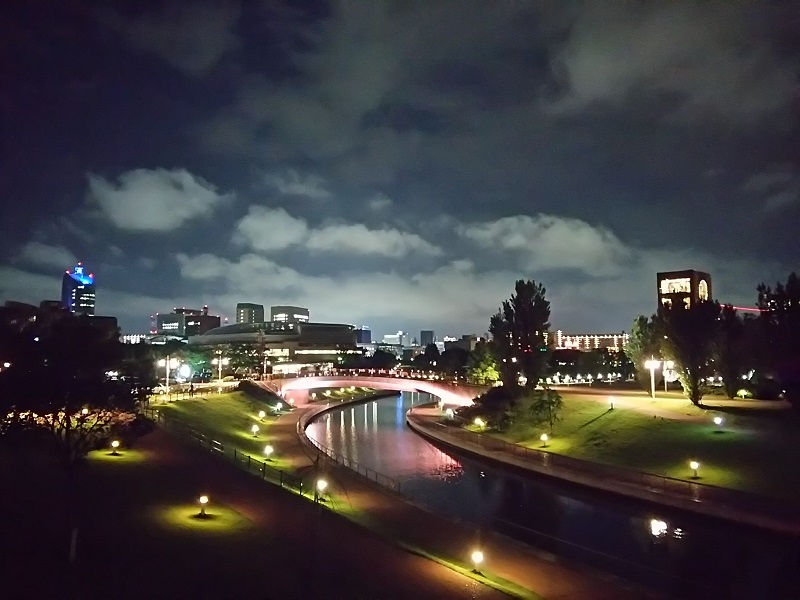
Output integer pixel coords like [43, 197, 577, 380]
[305, 391, 800, 599]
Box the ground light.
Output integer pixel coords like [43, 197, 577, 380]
[609, 396, 615, 410]
[473, 417, 485, 428]
[471, 550, 484, 573]
[713, 416, 724, 431]
[689, 460, 700, 479]
[251, 424, 259, 437]
[198, 495, 209, 516]
[315, 478, 328, 503]
[81, 408, 88, 415]
[263, 445, 274, 460]
[110, 440, 120, 456]
[258, 410, 266, 420]
[540, 433, 549, 448]
[276, 402, 283, 411]
[445, 408, 454, 419]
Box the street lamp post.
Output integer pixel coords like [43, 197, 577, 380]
[644, 357, 660, 399]
[157, 356, 180, 392]
[212, 352, 230, 384]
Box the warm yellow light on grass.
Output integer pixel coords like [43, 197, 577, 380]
[689, 460, 700, 479]
[540, 433, 549, 448]
[471, 549, 484, 573]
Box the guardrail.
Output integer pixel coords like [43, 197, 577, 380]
[142, 406, 304, 493]
[414, 412, 800, 533]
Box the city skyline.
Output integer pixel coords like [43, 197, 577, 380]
[1, 2, 797, 336]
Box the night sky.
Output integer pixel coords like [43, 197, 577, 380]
[1, 1, 798, 336]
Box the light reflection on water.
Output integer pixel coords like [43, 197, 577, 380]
[305, 391, 800, 599]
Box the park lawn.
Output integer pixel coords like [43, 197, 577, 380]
[492, 395, 800, 502]
[153, 391, 291, 470]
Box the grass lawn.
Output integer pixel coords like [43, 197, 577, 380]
[486, 394, 800, 502]
[151, 391, 293, 470]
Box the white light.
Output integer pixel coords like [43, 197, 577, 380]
[316, 479, 328, 492]
[276, 402, 283, 411]
[178, 364, 191, 378]
[474, 417, 485, 428]
[689, 460, 700, 470]
[471, 550, 484, 567]
[199, 495, 208, 505]
[649, 518, 668, 537]
[251, 424, 259, 436]
[81, 408, 89, 415]
[2, 362, 10, 368]
[111, 440, 120, 449]
[540, 433, 549, 442]
[713, 416, 723, 426]
[263, 444, 274, 457]
[258, 410, 266, 419]
[445, 408, 454, 418]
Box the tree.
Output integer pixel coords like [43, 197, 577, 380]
[527, 387, 564, 433]
[716, 305, 746, 399]
[369, 349, 398, 370]
[0, 313, 139, 465]
[417, 343, 441, 370]
[657, 300, 720, 406]
[757, 272, 800, 367]
[624, 315, 661, 391]
[489, 279, 550, 391]
[439, 347, 469, 376]
[466, 341, 499, 384]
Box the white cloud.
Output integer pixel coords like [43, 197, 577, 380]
[233, 207, 309, 252]
[367, 193, 393, 211]
[233, 206, 441, 258]
[266, 170, 331, 200]
[87, 168, 230, 231]
[459, 214, 631, 276]
[15, 242, 78, 270]
[740, 166, 800, 212]
[307, 224, 442, 258]
[98, 1, 241, 76]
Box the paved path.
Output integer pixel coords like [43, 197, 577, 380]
[270, 396, 660, 600]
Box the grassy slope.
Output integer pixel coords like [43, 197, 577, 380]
[490, 395, 800, 501]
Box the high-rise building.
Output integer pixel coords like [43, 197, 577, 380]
[270, 305, 309, 323]
[420, 330, 435, 346]
[382, 331, 411, 347]
[236, 302, 265, 324]
[61, 263, 95, 315]
[156, 305, 220, 337]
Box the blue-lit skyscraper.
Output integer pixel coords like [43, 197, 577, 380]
[61, 263, 95, 315]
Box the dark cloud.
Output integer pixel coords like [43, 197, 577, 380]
[1, 0, 798, 336]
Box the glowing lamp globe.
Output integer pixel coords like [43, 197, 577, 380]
[316, 479, 328, 493]
[713, 416, 723, 426]
[263, 445, 274, 457]
[258, 410, 266, 419]
[251, 424, 259, 436]
[111, 440, 120, 449]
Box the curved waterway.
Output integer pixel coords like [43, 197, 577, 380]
[305, 391, 800, 599]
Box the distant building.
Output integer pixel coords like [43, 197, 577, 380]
[420, 330, 435, 347]
[657, 269, 712, 309]
[156, 305, 220, 337]
[355, 326, 372, 344]
[61, 262, 95, 315]
[236, 302, 265, 324]
[443, 334, 481, 353]
[383, 331, 411, 347]
[270, 305, 309, 323]
[545, 330, 629, 352]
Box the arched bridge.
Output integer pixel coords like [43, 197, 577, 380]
[264, 375, 485, 406]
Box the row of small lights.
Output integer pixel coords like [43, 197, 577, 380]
[468, 396, 726, 479]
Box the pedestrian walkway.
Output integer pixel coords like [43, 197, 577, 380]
[270, 399, 660, 600]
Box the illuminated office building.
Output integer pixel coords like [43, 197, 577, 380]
[657, 270, 712, 308]
[61, 263, 95, 315]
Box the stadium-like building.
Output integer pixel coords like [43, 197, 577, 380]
[188, 320, 360, 365]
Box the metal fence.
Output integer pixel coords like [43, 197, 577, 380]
[142, 406, 304, 494]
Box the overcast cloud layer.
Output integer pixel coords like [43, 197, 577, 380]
[1, 1, 797, 338]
